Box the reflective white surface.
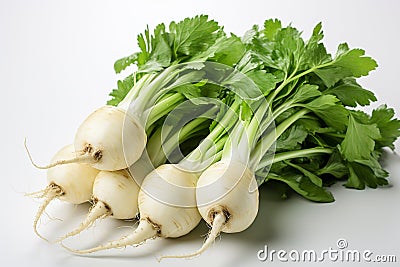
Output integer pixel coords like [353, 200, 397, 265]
[1, 0, 399, 266]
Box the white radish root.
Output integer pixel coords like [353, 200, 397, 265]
[24, 139, 93, 169]
[74, 106, 146, 171]
[56, 201, 111, 242]
[33, 183, 63, 241]
[62, 219, 157, 254]
[158, 212, 226, 260]
[25, 106, 146, 171]
[30, 144, 99, 241]
[160, 161, 259, 259]
[62, 164, 201, 254]
[57, 170, 140, 241]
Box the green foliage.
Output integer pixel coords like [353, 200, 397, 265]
[106, 16, 400, 203]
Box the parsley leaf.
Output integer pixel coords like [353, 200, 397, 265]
[334, 43, 378, 78]
[316, 150, 348, 179]
[313, 66, 352, 88]
[138, 23, 172, 73]
[263, 19, 282, 40]
[268, 172, 334, 202]
[340, 114, 381, 161]
[370, 105, 400, 150]
[107, 75, 135, 106]
[114, 53, 139, 74]
[302, 95, 349, 131]
[246, 70, 284, 95]
[345, 160, 388, 190]
[314, 43, 377, 88]
[325, 78, 376, 107]
[275, 125, 308, 151]
[170, 15, 222, 59]
[285, 161, 323, 187]
[290, 84, 321, 104]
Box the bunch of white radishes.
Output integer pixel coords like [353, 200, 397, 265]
[26, 15, 400, 260]
[28, 62, 262, 259]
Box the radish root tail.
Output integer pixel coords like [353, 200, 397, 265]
[33, 184, 63, 242]
[25, 188, 48, 198]
[56, 201, 111, 242]
[24, 139, 93, 169]
[158, 212, 226, 261]
[61, 219, 158, 254]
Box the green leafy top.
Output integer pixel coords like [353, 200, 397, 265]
[247, 18, 399, 201]
[108, 15, 246, 106]
[107, 16, 400, 203]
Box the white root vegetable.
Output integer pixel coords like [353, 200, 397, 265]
[73, 106, 147, 170]
[33, 65, 202, 172]
[62, 164, 201, 254]
[32, 144, 99, 241]
[58, 169, 140, 241]
[33, 106, 146, 171]
[160, 160, 258, 259]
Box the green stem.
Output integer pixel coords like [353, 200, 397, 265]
[118, 66, 182, 126]
[247, 100, 270, 150]
[249, 108, 309, 169]
[212, 151, 223, 164]
[266, 61, 333, 105]
[186, 101, 240, 163]
[323, 132, 346, 138]
[256, 147, 333, 171]
[147, 115, 212, 167]
[117, 73, 157, 111]
[208, 101, 240, 142]
[145, 93, 185, 130]
[179, 118, 209, 141]
[203, 135, 228, 160]
[289, 62, 332, 83]
[146, 126, 173, 167]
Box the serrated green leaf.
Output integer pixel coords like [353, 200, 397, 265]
[326, 78, 376, 107]
[302, 95, 349, 131]
[170, 15, 221, 57]
[308, 22, 323, 44]
[340, 114, 381, 161]
[211, 35, 246, 66]
[316, 150, 348, 178]
[333, 43, 378, 78]
[313, 66, 352, 88]
[305, 43, 331, 69]
[263, 19, 282, 40]
[173, 84, 201, 99]
[291, 84, 322, 104]
[354, 152, 389, 180]
[191, 35, 245, 66]
[114, 53, 138, 74]
[345, 163, 365, 189]
[276, 125, 308, 151]
[303, 94, 339, 110]
[240, 101, 253, 121]
[345, 161, 388, 189]
[268, 172, 334, 202]
[107, 74, 135, 106]
[304, 22, 331, 68]
[370, 105, 400, 150]
[286, 161, 323, 187]
[246, 70, 283, 95]
[138, 24, 172, 73]
[251, 23, 306, 74]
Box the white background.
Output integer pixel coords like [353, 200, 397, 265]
[1, 0, 399, 266]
